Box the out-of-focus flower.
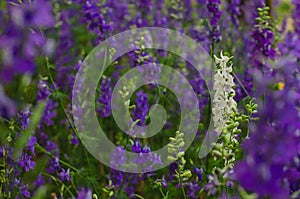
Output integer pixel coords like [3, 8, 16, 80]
[207, 0, 222, 42]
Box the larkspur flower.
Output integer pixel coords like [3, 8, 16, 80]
[97, 77, 112, 118]
[133, 91, 149, 125]
[212, 52, 236, 133]
[19, 153, 36, 172]
[207, 0, 222, 42]
[0, 0, 55, 82]
[227, 0, 241, 28]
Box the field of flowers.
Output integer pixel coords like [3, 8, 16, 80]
[0, 0, 300, 198]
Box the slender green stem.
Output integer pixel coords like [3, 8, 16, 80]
[159, 187, 166, 198]
[41, 172, 75, 198]
[36, 144, 79, 172]
[45, 58, 80, 139]
[232, 72, 251, 98]
[178, 172, 187, 199]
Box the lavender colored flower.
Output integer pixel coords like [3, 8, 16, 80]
[236, 55, 300, 198]
[37, 81, 58, 127]
[34, 174, 45, 187]
[0, 0, 55, 82]
[19, 153, 36, 172]
[19, 184, 31, 198]
[27, 136, 37, 155]
[46, 157, 60, 174]
[70, 132, 80, 145]
[10, 0, 55, 28]
[184, 181, 201, 199]
[293, 0, 300, 35]
[17, 106, 31, 130]
[77, 189, 92, 199]
[207, 0, 222, 42]
[97, 77, 112, 118]
[58, 168, 71, 182]
[82, 0, 110, 43]
[133, 91, 149, 125]
[227, 0, 241, 28]
[105, 0, 129, 31]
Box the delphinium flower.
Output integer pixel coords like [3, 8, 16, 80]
[96, 76, 112, 118]
[235, 59, 300, 198]
[37, 80, 57, 127]
[207, 0, 222, 43]
[166, 131, 193, 198]
[55, 12, 76, 92]
[105, 140, 162, 198]
[129, 0, 152, 27]
[292, 0, 300, 35]
[167, 0, 185, 30]
[212, 52, 236, 133]
[208, 52, 258, 196]
[56, 12, 73, 66]
[105, 0, 129, 31]
[226, 0, 241, 28]
[19, 153, 36, 172]
[76, 189, 93, 199]
[130, 32, 153, 67]
[251, 4, 276, 70]
[153, 0, 168, 27]
[184, 181, 201, 199]
[0, 0, 55, 82]
[82, 0, 110, 43]
[132, 91, 149, 126]
[17, 106, 31, 130]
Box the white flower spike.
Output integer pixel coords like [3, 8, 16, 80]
[212, 52, 237, 133]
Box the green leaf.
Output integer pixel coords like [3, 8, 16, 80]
[23, 84, 38, 104]
[32, 186, 47, 199]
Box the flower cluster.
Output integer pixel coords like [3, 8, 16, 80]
[0, 1, 300, 198]
[212, 52, 237, 133]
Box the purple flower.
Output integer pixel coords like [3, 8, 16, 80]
[193, 167, 203, 181]
[19, 153, 36, 172]
[207, 0, 222, 42]
[27, 136, 37, 155]
[10, 0, 55, 28]
[227, 0, 241, 28]
[97, 77, 112, 118]
[236, 161, 289, 198]
[184, 181, 201, 199]
[19, 184, 31, 198]
[46, 157, 60, 174]
[37, 81, 58, 127]
[34, 174, 45, 187]
[293, 0, 300, 35]
[0, 1, 55, 82]
[77, 188, 92, 199]
[70, 132, 80, 145]
[82, 0, 110, 43]
[58, 168, 71, 182]
[133, 91, 149, 125]
[17, 106, 31, 130]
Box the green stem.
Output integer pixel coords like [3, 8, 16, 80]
[36, 144, 79, 172]
[178, 173, 187, 199]
[232, 72, 251, 98]
[159, 187, 166, 198]
[45, 58, 80, 139]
